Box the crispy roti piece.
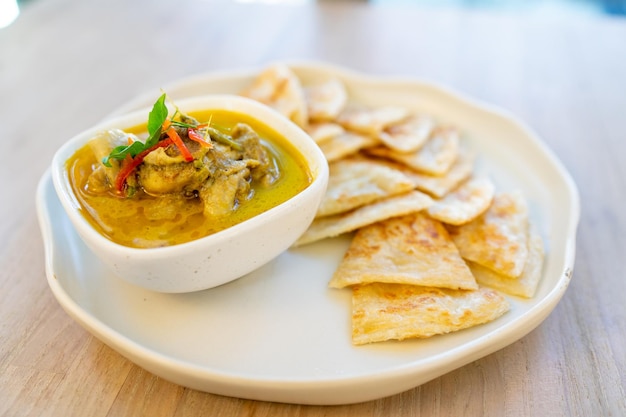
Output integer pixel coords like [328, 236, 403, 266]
[351, 283, 510, 345]
[240, 64, 308, 127]
[337, 106, 411, 136]
[305, 122, 344, 144]
[427, 176, 496, 225]
[318, 130, 379, 162]
[379, 114, 435, 153]
[328, 212, 477, 290]
[366, 127, 460, 175]
[295, 190, 433, 246]
[304, 78, 348, 121]
[363, 149, 475, 198]
[405, 149, 475, 197]
[448, 191, 529, 278]
[469, 226, 545, 298]
[317, 158, 415, 217]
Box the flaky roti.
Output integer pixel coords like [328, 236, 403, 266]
[427, 176, 496, 225]
[337, 106, 410, 135]
[237, 64, 548, 348]
[240, 64, 308, 127]
[295, 190, 433, 246]
[469, 227, 545, 298]
[318, 130, 379, 162]
[351, 283, 510, 345]
[405, 149, 475, 197]
[363, 149, 475, 198]
[304, 78, 348, 121]
[305, 122, 344, 144]
[379, 114, 435, 153]
[448, 191, 529, 278]
[328, 212, 477, 290]
[366, 127, 460, 175]
[317, 158, 415, 217]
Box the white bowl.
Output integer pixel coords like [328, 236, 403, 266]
[51, 95, 329, 293]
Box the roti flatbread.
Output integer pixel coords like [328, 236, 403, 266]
[318, 130, 379, 162]
[328, 212, 477, 290]
[427, 176, 495, 225]
[337, 106, 410, 135]
[379, 114, 435, 153]
[362, 149, 475, 199]
[240, 64, 308, 127]
[469, 226, 545, 298]
[351, 283, 510, 345]
[295, 190, 433, 246]
[366, 127, 460, 175]
[305, 122, 344, 144]
[317, 158, 415, 217]
[304, 78, 348, 121]
[447, 191, 529, 278]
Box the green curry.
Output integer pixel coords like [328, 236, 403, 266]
[66, 95, 312, 248]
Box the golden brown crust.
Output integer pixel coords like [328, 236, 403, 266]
[351, 283, 510, 345]
[295, 190, 433, 246]
[329, 212, 477, 290]
[427, 176, 496, 225]
[378, 113, 435, 153]
[469, 226, 545, 298]
[366, 127, 460, 175]
[317, 158, 415, 217]
[448, 191, 529, 278]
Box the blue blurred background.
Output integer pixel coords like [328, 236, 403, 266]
[367, 0, 626, 16]
[3, 0, 625, 31]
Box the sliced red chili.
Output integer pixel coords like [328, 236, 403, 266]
[114, 138, 173, 192]
[165, 126, 194, 162]
[187, 128, 212, 148]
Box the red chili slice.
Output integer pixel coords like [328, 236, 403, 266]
[114, 138, 173, 192]
[165, 125, 194, 162]
[187, 128, 212, 147]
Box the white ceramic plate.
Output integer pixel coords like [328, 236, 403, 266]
[37, 62, 579, 405]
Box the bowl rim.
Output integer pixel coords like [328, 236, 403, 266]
[50, 94, 329, 257]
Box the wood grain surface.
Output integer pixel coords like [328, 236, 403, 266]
[1, 0, 624, 416]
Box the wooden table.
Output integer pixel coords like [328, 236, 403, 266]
[1, 0, 624, 415]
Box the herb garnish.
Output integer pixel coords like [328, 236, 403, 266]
[101, 93, 245, 194]
[102, 93, 169, 167]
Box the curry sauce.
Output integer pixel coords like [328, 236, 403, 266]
[67, 109, 312, 248]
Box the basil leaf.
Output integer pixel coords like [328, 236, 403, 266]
[143, 94, 168, 149]
[102, 93, 169, 167]
[102, 141, 145, 167]
[147, 93, 168, 137]
[143, 125, 163, 150]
